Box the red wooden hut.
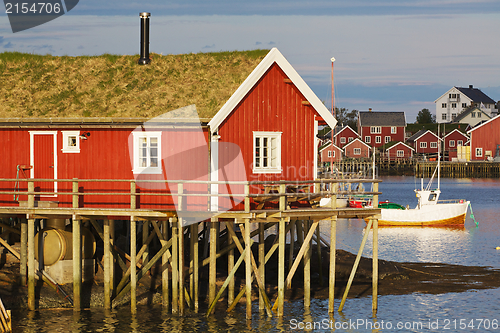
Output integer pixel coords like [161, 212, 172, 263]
[208, 48, 337, 209]
[333, 125, 359, 148]
[343, 138, 372, 159]
[385, 141, 414, 160]
[319, 141, 343, 164]
[0, 115, 210, 211]
[407, 129, 441, 157]
[468, 115, 500, 161]
[443, 129, 469, 161]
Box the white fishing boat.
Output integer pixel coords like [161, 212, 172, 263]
[374, 145, 470, 226]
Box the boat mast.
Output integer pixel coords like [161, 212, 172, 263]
[437, 123, 440, 190]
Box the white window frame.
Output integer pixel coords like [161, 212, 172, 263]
[430, 142, 438, 149]
[370, 126, 381, 134]
[375, 136, 381, 144]
[476, 148, 483, 158]
[62, 131, 80, 153]
[457, 140, 463, 146]
[132, 131, 162, 175]
[385, 136, 391, 143]
[442, 114, 447, 120]
[449, 140, 455, 147]
[340, 137, 346, 144]
[253, 131, 282, 174]
[353, 148, 361, 155]
[442, 103, 447, 108]
[391, 126, 397, 134]
[420, 142, 427, 149]
[327, 151, 332, 158]
[348, 137, 353, 142]
[364, 136, 371, 143]
[397, 150, 404, 157]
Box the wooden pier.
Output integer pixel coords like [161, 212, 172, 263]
[0, 177, 381, 318]
[416, 161, 500, 178]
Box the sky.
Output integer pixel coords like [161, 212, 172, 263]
[1, 0, 500, 122]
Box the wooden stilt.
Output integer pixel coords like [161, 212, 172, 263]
[104, 218, 111, 310]
[277, 217, 286, 317]
[178, 219, 185, 315]
[142, 221, 149, 270]
[338, 218, 373, 312]
[172, 219, 179, 314]
[258, 222, 265, 312]
[209, 218, 218, 306]
[228, 220, 235, 306]
[288, 220, 295, 273]
[162, 219, 169, 310]
[316, 224, 323, 287]
[190, 223, 199, 311]
[329, 216, 337, 313]
[27, 180, 35, 311]
[130, 217, 137, 315]
[244, 219, 252, 320]
[20, 218, 27, 286]
[372, 217, 378, 315]
[109, 219, 115, 295]
[72, 216, 82, 311]
[304, 220, 311, 309]
[27, 217, 35, 311]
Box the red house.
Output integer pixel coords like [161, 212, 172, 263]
[333, 125, 359, 148]
[468, 115, 500, 161]
[343, 138, 372, 159]
[0, 114, 210, 211]
[385, 142, 414, 160]
[443, 129, 469, 160]
[319, 141, 343, 164]
[357, 111, 406, 148]
[407, 129, 441, 156]
[208, 48, 337, 209]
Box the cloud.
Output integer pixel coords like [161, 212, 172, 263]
[0, 36, 4, 45]
[202, 44, 215, 49]
[4, 42, 14, 49]
[255, 41, 262, 45]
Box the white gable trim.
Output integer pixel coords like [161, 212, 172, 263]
[386, 141, 415, 152]
[414, 130, 442, 142]
[208, 48, 337, 132]
[444, 128, 468, 139]
[343, 138, 372, 150]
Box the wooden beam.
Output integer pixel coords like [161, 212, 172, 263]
[329, 216, 336, 313]
[73, 216, 82, 311]
[130, 216, 137, 315]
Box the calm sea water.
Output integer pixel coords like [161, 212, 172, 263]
[13, 177, 500, 332]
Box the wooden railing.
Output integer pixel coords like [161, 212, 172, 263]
[0, 178, 381, 212]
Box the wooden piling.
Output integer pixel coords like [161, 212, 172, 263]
[172, 219, 179, 314]
[27, 180, 35, 311]
[190, 223, 199, 311]
[372, 217, 378, 315]
[277, 217, 286, 317]
[104, 219, 111, 310]
[258, 222, 265, 312]
[228, 220, 235, 306]
[162, 220, 169, 310]
[109, 219, 115, 295]
[72, 216, 82, 311]
[304, 220, 311, 309]
[20, 218, 27, 286]
[244, 218, 252, 320]
[209, 218, 218, 306]
[130, 217, 137, 315]
[328, 216, 337, 313]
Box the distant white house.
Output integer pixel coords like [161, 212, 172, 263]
[434, 85, 497, 124]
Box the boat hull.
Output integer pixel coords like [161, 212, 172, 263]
[371, 201, 469, 226]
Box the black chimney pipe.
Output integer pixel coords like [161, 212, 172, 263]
[139, 12, 151, 65]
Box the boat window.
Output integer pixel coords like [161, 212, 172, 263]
[428, 193, 437, 201]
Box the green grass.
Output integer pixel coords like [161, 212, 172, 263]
[0, 49, 269, 119]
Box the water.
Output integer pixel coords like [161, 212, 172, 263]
[13, 177, 500, 332]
